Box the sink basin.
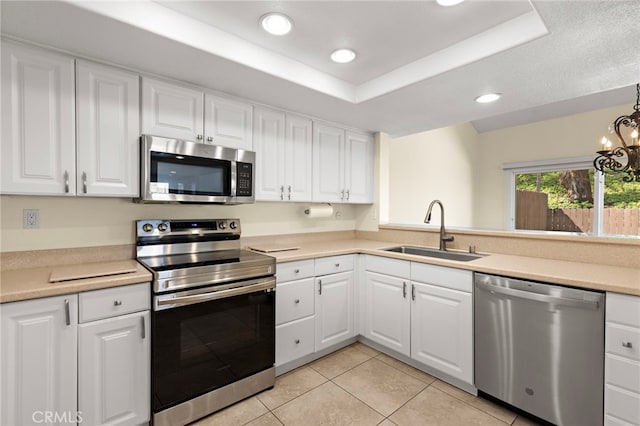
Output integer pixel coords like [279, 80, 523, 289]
[382, 246, 486, 262]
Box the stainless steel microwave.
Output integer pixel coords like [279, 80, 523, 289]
[138, 135, 255, 204]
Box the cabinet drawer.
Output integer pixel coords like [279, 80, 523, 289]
[605, 385, 640, 426]
[607, 354, 640, 394]
[365, 255, 410, 279]
[79, 283, 150, 323]
[277, 260, 315, 282]
[608, 323, 640, 362]
[315, 255, 354, 276]
[608, 292, 640, 327]
[276, 278, 314, 325]
[410, 262, 472, 293]
[276, 316, 315, 366]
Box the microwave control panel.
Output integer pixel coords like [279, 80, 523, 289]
[236, 162, 253, 196]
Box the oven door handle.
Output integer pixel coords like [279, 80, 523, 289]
[157, 280, 275, 308]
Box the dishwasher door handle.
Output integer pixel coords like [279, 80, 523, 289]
[476, 281, 600, 310]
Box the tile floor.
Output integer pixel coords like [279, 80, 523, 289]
[191, 342, 542, 426]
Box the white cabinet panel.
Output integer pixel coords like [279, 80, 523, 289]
[315, 255, 354, 276]
[363, 271, 410, 356]
[364, 255, 410, 279]
[142, 77, 203, 141]
[76, 60, 139, 196]
[1, 41, 76, 195]
[606, 385, 640, 426]
[1, 295, 78, 426]
[345, 131, 373, 203]
[79, 283, 150, 323]
[276, 316, 315, 367]
[411, 281, 473, 384]
[285, 114, 313, 202]
[78, 311, 150, 426]
[277, 259, 315, 282]
[254, 106, 286, 201]
[315, 271, 354, 351]
[276, 277, 315, 325]
[204, 94, 252, 149]
[313, 123, 344, 203]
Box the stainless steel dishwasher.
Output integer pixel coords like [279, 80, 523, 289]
[474, 273, 605, 426]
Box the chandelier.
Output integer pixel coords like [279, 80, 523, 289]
[594, 83, 640, 182]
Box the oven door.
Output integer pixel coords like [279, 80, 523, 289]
[151, 277, 275, 414]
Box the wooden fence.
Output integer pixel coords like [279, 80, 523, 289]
[516, 190, 640, 235]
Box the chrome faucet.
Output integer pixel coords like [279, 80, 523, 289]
[424, 200, 454, 251]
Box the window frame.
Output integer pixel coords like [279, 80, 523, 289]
[502, 156, 605, 235]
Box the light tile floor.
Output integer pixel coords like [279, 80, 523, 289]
[191, 342, 543, 426]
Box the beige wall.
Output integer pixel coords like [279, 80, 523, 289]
[384, 123, 479, 227]
[0, 196, 362, 252]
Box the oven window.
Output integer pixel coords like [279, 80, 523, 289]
[151, 152, 231, 196]
[152, 290, 275, 412]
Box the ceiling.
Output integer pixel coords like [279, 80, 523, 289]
[1, 0, 639, 137]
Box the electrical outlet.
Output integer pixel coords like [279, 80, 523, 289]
[23, 209, 40, 229]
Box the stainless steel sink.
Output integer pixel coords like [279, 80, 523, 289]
[382, 246, 486, 262]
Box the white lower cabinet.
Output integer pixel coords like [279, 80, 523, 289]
[315, 270, 355, 351]
[1, 283, 150, 426]
[605, 292, 640, 426]
[1, 295, 78, 426]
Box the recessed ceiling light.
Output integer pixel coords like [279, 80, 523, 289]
[331, 49, 356, 64]
[260, 13, 292, 36]
[436, 0, 465, 6]
[475, 93, 502, 104]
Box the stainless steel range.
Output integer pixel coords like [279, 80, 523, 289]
[136, 218, 276, 426]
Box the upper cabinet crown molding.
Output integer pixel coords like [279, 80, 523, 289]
[1, 40, 76, 195]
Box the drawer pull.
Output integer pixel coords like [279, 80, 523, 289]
[335, 263, 340, 267]
[622, 341, 633, 348]
[114, 300, 123, 306]
[294, 269, 300, 274]
[294, 299, 300, 304]
[295, 339, 300, 344]
[64, 299, 71, 326]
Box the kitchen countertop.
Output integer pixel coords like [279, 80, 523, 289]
[251, 238, 640, 296]
[0, 260, 152, 303]
[1, 238, 638, 303]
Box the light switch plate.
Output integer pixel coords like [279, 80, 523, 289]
[23, 209, 40, 229]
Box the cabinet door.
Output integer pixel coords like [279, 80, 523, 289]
[76, 60, 139, 196]
[1, 295, 78, 426]
[313, 123, 344, 203]
[78, 311, 150, 426]
[363, 272, 410, 356]
[315, 271, 354, 351]
[204, 94, 252, 150]
[141, 77, 203, 141]
[345, 131, 373, 203]
[284, 114, 313, 202]
[411, 282, 473, 384]
[1, 41, 76, 195]
[253, 106, 286, 201]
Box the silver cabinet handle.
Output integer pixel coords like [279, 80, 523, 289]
[64, 170, 69, 193]
[141, 316, 146, 339]
[294, 269, 300, 274]
[113, 300, 122, 306]
[64, 299, 71, 326]
[280, 185, 284, 200]
[346, 189, 350, 201]
[197, 134, 203, 140]
[294, 299, 300, 304]
[335, 263, 340, 267]
[411, 284, 416, 301]
[288, 185, 292, 200]
[340, 190, 345, 200]
[295, 339, 300, 344]
[318, 280, 322, 295]
[403, 282, 407, 299]
[82, 171, 87, 194]
[206, 136, 213, 142]
[622, 341, 633, 348]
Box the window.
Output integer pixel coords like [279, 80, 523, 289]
[504, 157, 640, 237]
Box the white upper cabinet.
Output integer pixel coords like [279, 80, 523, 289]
[76, 60, 139, 197]
[141, 77, 204, 141]
[204, 94, 253, 150]
[313, 123, 373, 203]
[1, 40, 76, 195]
[254, 106, 312, 202]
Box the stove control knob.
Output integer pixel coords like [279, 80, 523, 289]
[218, 221, 227, 230]
[157, 223, 168, 232]
[142, 223, 153, 233]
[229, 221, 237, 230]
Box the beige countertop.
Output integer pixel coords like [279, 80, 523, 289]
[251, 238, 640, 296]
[0, 260, 152, 303]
